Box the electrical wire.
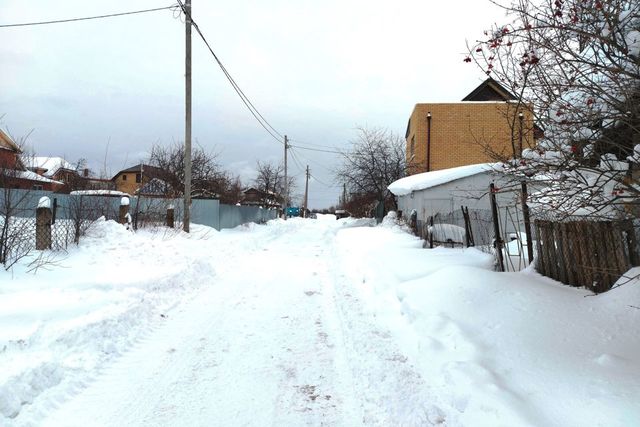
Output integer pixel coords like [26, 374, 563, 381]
[0, 5, 177, 28]
[289, 138, 341, 150]
[310, 173, 334, 189]
[175, 0, 284, 145]
[288, 148, 307, 174]
[290, 147, 334, 174]
[290, 144, 343, 154]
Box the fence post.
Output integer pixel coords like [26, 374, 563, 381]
[52, 198, 58, 225]
[119, 197, 130, 226]
[166, 204, 175, 228]
[409, 209, 417, 236]
[36, 197, 52, 250]
[624, 220, 639, 266]
[429, 215, 434, 249]
[462, 206, 474, 247]
[520, 181, 534, 265]
[489, 183, 505, 272]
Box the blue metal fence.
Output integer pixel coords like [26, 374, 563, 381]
[0, 189, 277, 231]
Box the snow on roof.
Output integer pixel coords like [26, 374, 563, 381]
[8, 169, 63, 184]
[388, 163, 500, 196]
[26, 157, 75, 177]
[70, 190, 130, 197]
[0, 129, 21, 152]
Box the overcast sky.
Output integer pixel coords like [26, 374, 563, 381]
[1, 0, 505, 209]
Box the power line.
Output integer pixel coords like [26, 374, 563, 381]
[290, 144, 343, 154]
[289, 138, 341, 150]
[290, 147, 334, 174]
[310, 173, 334, 189]
[289, 148, 307, 174]
[0, 5, 177, 28]
[175, 0, 284, 145]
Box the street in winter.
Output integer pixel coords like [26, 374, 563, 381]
[1, 216, 639, 426]
[2, 0, 640, 426]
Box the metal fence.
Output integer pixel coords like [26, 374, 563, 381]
[0, 189, 279, 268]
[419, 184, 640, 292]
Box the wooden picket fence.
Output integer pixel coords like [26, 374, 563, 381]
[534, 219, 638, 293]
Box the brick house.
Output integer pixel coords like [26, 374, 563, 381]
[241, 187, 282, 208]
[0, 129, 21, 170]
[0, 129, 62, 191]
[112, 164, 164, 196]
[405, 78, 538, 176]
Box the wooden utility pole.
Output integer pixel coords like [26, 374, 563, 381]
[303, 165, 309, 217]
[183, 0, 192, 232]
[342, 183, 347, 209]
[283, 135, 288, 220]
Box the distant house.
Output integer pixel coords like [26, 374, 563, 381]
[0, 130, 62, 191]
[26, 157, 116, 193]
[0, 129, 22, 170]
[241, 187, 282, 208]
[26, 157, 76, 182]
[405, 78, 539, 176]
[136, 177, 172, 198]
[112, 164, 164, 196]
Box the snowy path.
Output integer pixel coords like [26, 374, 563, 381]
[41, 220, 434, 426]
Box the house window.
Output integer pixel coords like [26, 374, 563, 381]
[32, 184, 43, 191]
[136, 173, 142, 183]
[122, 175, 127, 181]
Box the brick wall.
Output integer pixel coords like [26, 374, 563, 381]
[406, 102, 535, 175]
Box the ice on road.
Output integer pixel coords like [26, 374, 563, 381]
[42, 218, 434, 426]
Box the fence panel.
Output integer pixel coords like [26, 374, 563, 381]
[533, 219, 636, 293]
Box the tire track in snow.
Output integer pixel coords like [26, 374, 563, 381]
[39, 220, 441, 426]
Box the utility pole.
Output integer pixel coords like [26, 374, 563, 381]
[342, 183, 347, 209]
[183, 0, 192, 233]
[283, 135, 288, 220]
[303, 165, 309, 217]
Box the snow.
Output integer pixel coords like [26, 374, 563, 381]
[1, 215, 638, 426]
[428, 223, 467, 243]
[120, 196, 130, 206]
[37, 197, 50, 209]
[388, 163, 500, 196]
[25, 157, 75, 177]
[3, 170, 62, 185]
[600, 153, 629, 172]
[69, 190, 129, 197]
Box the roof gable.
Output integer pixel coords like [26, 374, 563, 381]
[462, 78, 517, 102]
[112, 164, 163, 180]
[0, 129, 21, 153]
[27, 157, 75, 177]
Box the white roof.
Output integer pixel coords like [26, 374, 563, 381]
[388, 163, 499, 196]
[26, 157, 75, 177]
[70, 190, 129, 197]
[9, 169, 63, 184]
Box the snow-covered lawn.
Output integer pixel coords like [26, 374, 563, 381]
[0, 215, 638, 426]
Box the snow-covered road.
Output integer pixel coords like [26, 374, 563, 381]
[41, 218, 435, 426]
[4, 215, 639, 426]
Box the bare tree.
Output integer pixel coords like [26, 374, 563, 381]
[335, 127, 407, 216]
[218, 174, 243, 205]
[0, 132, 39, 269]
[466, 0, 640, 219]
[148, 141, 227, 198]
[253, 161, 295, 206]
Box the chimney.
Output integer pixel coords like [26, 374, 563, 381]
[83, 168, 89, 177]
